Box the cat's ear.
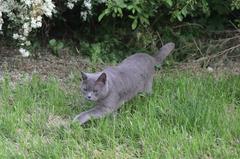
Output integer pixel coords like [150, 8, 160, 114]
[81, 72, 88, 80]
[96, 72, 107, 85]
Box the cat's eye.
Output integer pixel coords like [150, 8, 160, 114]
[93, 90, 98, 93]
[83, 88, 87, 91]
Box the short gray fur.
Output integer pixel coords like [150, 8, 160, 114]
[73, 42, 175, 124]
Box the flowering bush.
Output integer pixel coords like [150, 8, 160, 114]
[0, 0, 239, 57]
[0, 0, 95, 57]
[0, 0, 56, 57]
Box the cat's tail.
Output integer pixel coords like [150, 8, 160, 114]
[153, 42, 175, 64]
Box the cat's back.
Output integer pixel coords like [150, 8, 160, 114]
[104, 53, 156, 81]
[115, 53, 155, 84]
[120, 53, 155, 65]
[103, 53, 155, 79]
[117, 53, 155, 70]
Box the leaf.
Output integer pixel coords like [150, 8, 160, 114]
[135, 6, 141, 13]
[116, 0, 126, 8]
[177, 13, 183, 21]
[49, 39, 56, 46]
[98, 10, 109, 22]
[139, 16, 150, 25]
[128, 15, 135, 19]
[165, 0, 173, 7]
[98, 13, 105, 21]
[57, 42, 64, 49]
[127, 5, 133, 10]
[132, 9, 136, 14]
[131, 19, 138, 30]
[117, 8, 123, 17]
[181, 7, 188, 17]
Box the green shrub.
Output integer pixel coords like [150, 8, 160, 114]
[49, 39, 64, 56]
[0, 0, 239, 60]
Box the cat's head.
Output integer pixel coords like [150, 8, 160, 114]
[80, 72, 109, 101]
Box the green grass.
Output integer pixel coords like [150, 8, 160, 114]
[0, 71, 239, 158]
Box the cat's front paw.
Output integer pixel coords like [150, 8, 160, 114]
[73, 112, 90, 125]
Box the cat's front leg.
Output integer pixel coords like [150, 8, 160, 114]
[73, 105, 115, 125]
[73, 111, 91, 125]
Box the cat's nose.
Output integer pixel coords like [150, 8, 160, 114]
[87, 95, 91, 99]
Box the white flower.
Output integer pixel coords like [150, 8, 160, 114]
[81, 11, 88, 21]
[36, 21, 42, 27]
[0, 12, 3, 30]
[20, 36, 26, 41]
[25, 41, 31, 46]
[30, 18, 42, 28]
[42, 0, 56, 17]
[13, 33, 19, 39]
[23, 22, 29, 29]
[84, 0, 92, 10]
[31, 18, 37, 28]
[19, 48, 30, 57]
[24, 0, 32, 7]
[33, 0, 42, 4]
[36, 16, 42, 21]
[23, 23, 31, 36]
[67, 2, 74, 9]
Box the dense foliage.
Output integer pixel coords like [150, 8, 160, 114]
[0, 0, 239, 61]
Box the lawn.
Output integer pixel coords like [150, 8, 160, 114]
[0, 71, 239, 158]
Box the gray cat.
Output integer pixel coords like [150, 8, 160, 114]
[73, 42, 175, 124]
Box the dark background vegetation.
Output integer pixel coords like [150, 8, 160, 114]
[2, 0, 240, 65]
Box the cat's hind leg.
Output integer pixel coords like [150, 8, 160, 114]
[144, 76, 153, 95]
